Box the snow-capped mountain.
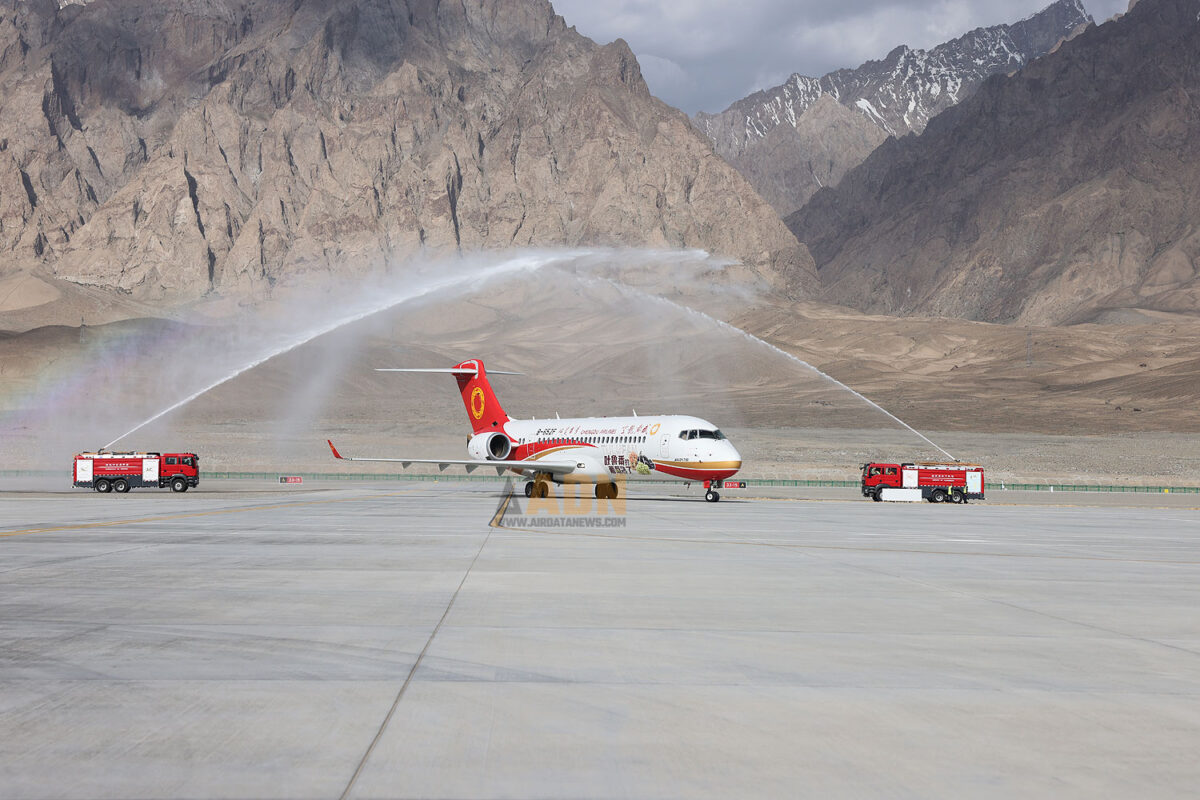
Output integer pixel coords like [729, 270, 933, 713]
[787, 0, 1200, 326]
[695, 0, 1093, 215]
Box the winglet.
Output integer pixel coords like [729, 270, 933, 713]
[327, 440, 344, 460]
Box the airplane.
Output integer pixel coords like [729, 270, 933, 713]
[326, 358, 742, 502]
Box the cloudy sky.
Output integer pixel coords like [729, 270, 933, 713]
[551, 0, 1130, 114]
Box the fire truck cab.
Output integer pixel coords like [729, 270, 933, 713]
[74, 451, 200, 494]
[862, 462, 984, 503]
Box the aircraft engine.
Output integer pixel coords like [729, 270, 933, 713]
[467, 432, 512, 461]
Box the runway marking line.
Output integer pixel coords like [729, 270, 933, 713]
[339, 503, 495, 800]
[0, 488, 421, 539]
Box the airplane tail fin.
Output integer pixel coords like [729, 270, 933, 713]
[376, 359, 515, 435]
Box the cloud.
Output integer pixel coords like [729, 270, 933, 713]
[551, 0, 1123, 114]
[634, 54, 696, 101]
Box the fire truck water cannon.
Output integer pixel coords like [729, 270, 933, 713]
[73, 450, 200, 494]
[861, 461, 985, 504]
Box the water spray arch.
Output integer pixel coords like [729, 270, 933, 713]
[92, 247, 957, 466]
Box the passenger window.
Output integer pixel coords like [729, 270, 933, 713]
[886, 467, 897, 475]
[166, 457, 177, 465]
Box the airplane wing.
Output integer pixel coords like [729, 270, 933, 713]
[326, 440, 576, 476]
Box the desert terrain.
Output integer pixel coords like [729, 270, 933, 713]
[4, 252, 1200, 486]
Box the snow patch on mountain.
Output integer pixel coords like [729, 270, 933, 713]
[695, 0, 1093, 156]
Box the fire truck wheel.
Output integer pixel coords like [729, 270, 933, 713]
[949, 490, 964, 504]
[872, 487, 884, 502]
[705, 489, 720, 502]
[114, 479, 130, 493]
[95, 479, 111, 493]
[171, 478, 188, 493]
[930, 488, 947, 503]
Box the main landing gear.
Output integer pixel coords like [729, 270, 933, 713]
[595, 482, 618, 500]
[524, 472, 560, 499]
[524, 480, 552, 499]
[523, 480, 620, 500]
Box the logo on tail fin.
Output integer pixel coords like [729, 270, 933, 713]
[471, 387, 485, 420]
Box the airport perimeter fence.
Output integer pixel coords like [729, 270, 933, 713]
[4, 469, 1199, 494]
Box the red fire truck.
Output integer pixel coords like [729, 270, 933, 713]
[73, 451, 200, 494]
[861, 462, 984, 503]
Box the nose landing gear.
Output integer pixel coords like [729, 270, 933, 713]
[705, 489, 721, 502]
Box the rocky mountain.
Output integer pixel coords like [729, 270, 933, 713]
[694, 0, 1092, 216]
[787, 0, 1200, 326]
[0, 0, 813, 314]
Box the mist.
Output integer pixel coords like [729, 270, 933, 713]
[1, 245, 955, 476]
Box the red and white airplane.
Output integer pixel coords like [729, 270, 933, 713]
[327, 358, 742, 502]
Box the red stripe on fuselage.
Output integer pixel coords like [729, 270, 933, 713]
[512, 441, 596, 461]
[652, 462, 740, 482]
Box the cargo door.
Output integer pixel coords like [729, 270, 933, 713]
[967, 470, 982, 494]
[902, 468, 918, 488]
[143, 458, 159, 483]
[76, 459, 92, 483]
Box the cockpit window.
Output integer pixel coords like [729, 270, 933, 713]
[679, 429, 725, 441]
